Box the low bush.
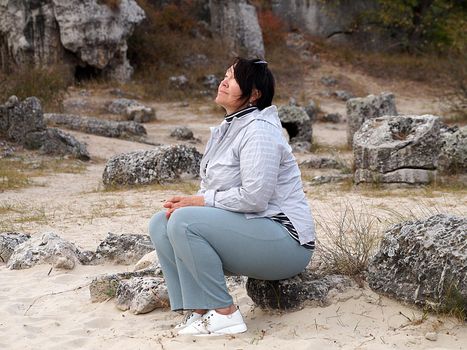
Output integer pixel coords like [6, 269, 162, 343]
[0, 65, 72, 111]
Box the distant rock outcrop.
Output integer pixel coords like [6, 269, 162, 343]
[102, 145, 202, 187]
[209, 0, 264, 58]
[0, 96, 90, 160]
[271, 0, 374, 43]
[353, 115, 440, 184]
[347, 92, 398, 147]
[0, 0, 145, 82]
[368, 214, 467, 311]
[106, 99, 156, 123]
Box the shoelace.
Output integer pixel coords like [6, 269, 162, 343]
[201, 313, 212, 328]
[180, 312, 195, 326]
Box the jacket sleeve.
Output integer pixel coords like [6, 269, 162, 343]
[203, 125, 281, 212]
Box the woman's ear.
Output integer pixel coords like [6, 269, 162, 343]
[250, 89, 262, 104]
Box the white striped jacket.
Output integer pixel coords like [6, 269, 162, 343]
[198, 105, 315, 244]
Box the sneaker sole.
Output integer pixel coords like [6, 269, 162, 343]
[194, 324, 247, 337]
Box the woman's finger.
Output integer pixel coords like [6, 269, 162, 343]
[167, 196, 182, 203]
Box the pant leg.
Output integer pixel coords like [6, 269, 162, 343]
[165, 206, 312, 310]
[148, 211, 189, 310]
[149, 210, 233, 310]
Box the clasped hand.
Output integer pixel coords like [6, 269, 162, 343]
[163, 195, 205, 219]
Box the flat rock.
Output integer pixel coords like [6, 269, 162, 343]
[246, 272, 354, 310]
[367, 214, 467, 310]
[44, 113, 147, 139]
[7, 232, 84, 270]
[102, 145, 202, 187]
[299, 155, 342, 169]
[133, 250, 159, 271]
[323, 113, 342, 123]
[106, 99, 156, 123]
[0, 232, 31, 263]
[89, 267, 160, 302]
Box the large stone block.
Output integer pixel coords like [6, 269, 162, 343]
[102, 145, 202, 187]
[353, 115, 440, 184]
[368, 214, 466, 310]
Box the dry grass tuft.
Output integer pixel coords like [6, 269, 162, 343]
[0, 155, 87, 192]
[314, 201, 382, 277]
[0, 65, 73, 111]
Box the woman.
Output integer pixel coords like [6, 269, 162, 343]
[148, 57, 315, 336]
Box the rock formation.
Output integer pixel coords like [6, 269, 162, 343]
[246, 272, 354, 310]
[271, 0, 374, 43]
[368, 214, 466, 311]
[353, 115, 440, 184]
[0, 0, 145, 82]
[0, 96, 90, 160]
[106, 99, 156, 123]
[116, 276, 169, 314]
[438, 125, 467, 174]
[102, 145, 202, 187]
[6, 232, 85, 270]
[91, 233, 154, 265]
[170, 126, 195, 141]
[278, 105, 313, 146]
[209, 0, 264, 58]
[0, 232, 31, 263]
[347, 92, 398, 147]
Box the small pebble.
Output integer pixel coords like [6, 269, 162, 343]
[425, 332, 438, 341]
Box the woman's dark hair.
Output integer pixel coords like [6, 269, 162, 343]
[232, 57, 275, 110]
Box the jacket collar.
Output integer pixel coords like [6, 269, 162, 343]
[224, 106, 258, 123]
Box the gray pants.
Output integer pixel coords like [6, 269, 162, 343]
[148, 207, 312, 310]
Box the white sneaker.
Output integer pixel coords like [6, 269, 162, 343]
[178, 308, 247, 336]
[174, 311, 203, 330]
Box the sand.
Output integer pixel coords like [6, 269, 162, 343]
[1, 66, 466, 349]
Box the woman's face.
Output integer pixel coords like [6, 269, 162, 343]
[215, 66, 247, 115]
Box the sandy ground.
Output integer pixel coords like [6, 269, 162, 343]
[1, 64, 466, 349]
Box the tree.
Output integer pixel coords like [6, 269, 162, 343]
[371, 0, 466, 52]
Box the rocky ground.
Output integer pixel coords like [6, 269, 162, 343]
[1, 61, 466, 350]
